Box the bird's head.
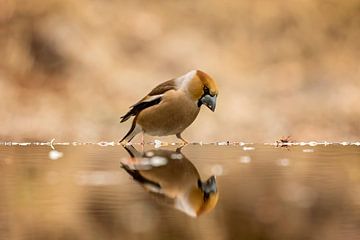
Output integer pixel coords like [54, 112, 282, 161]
[182, 70, 218, 111]
[175, 175, 219, 217]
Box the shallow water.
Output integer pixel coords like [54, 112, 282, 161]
[0, 143, 359, 240]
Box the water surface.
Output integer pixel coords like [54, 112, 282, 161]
[0, 143, 359, 240]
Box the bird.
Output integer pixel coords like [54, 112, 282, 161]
[121, 145, 219, 217]
[119, 70, 218, 144]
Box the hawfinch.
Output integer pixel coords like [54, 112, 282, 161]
[121, 146, 219, 217]
[120, 70, 218, 143]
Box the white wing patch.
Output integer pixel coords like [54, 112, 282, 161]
[131, 94, 164, 108]
[141, 94, 164, 103]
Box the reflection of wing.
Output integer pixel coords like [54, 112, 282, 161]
[121, 162, 175, 206]
[121, 146, 200, 195]
[121, 163, 161, 191]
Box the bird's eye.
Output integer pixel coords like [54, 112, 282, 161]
[203, 86, 210, 94]
[197, 179, 202, 188]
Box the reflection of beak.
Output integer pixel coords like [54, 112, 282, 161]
[200, 95, 217, 112]
[200, 176, 217, 194]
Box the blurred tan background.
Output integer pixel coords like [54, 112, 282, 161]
[0, 0, 359, 142]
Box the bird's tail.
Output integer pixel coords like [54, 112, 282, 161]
[120, 109, 136, 123]
[119, 119, 142, 143]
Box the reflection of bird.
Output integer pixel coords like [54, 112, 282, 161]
[119, 70, 218, 143]
[121, 146, 219, 217]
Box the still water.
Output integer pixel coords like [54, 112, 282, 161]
[0, 143, 359, 240]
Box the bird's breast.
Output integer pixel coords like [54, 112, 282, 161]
[136, 91, 200, 136]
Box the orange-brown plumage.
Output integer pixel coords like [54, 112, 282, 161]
[120, 70, 219, 143]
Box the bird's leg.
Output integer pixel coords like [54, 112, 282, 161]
[175, 146, 184, 152]
[176, 133, 188, 144]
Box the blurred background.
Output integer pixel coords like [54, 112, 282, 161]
[0, 0, 359, 142]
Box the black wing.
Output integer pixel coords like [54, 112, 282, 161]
[120, 96, 162, 123]
[120, 79, 176, 122]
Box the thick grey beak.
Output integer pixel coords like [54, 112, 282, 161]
[200, 95, 217, 112]
[199, 176, 217, 194]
